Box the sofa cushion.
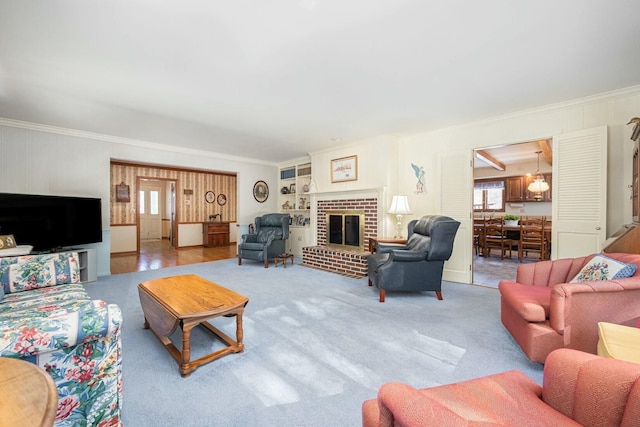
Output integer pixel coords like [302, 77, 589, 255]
[570, 254, 638, 283]
[0, 283, 90, 317]
[370, 371, 579, 426]
[499, 281, 552, 322]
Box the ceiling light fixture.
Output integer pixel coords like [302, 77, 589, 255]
[527, 151, 549, 201]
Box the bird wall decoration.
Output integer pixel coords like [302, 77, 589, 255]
[411, 163, 425, 194]
[628, 117, 640, 141]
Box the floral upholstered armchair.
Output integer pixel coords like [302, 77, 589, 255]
[0, 252, 123, 426]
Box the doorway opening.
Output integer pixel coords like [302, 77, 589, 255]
[137, 177, 177, 250]
[472, 139, 553, 287]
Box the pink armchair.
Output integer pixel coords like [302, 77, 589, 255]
[362, 348, 640, 427]
[498, 253, 640, 363]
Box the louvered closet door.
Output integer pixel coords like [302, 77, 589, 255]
[440, 151, 472, 284]
[552, 126, 607, 259]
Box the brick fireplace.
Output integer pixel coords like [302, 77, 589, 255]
[302, 197, 377, 277]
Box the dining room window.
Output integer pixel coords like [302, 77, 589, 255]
[474, 179, 505, 212]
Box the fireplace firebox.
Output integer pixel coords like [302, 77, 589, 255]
[325, 210, 365, 251]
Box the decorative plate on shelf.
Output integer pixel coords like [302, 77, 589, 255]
[253, 180, 269, 203]
[217, 193, 227, 206]
[205, 191, 215, 203]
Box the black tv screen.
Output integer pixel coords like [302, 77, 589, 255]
[0, 192, 102, 252]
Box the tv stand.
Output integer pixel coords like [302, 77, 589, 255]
[76, 248, 97, 283]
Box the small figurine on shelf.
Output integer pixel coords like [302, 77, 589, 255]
[299, 197, 306, 210]
[282, 201, 291, 210]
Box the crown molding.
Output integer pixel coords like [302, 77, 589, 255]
[402, 84, 640, 139]
[0, 117, 277, 167]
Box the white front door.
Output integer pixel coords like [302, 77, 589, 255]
[552, 126, 607, 259]
[139, 184, 162, 240]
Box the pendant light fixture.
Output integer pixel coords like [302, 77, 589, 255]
[527, 151, 549, 201]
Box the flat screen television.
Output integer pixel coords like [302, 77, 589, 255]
[0, 192, 102, 252]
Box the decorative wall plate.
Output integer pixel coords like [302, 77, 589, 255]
[205, 191, 215, 203]
[217, 193, 227, 206]
[253, 181, 269, 203]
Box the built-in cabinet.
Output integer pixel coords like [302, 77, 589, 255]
[505, 174, 552, 202]
[505, 176, 525, 202]
[278, 160, 313, 256]
[202, 222, 230, 247]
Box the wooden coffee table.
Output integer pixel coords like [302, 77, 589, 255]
[138, 274, 249, 377]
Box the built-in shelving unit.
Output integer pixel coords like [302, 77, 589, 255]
[278, 160, 313, 256]
[77, 248, 97, 283]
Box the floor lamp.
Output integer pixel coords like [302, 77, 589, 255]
[388, 194, 412, 239]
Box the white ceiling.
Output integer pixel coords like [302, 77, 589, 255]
[1, 1, 639, 164]
[474, 140, 550, 169]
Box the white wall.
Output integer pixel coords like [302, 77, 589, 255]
[309, 134, 399, 236]
[2, 85, 639, 280]
[0, 121, 278, 276]
[397, 86, 640, 283]
[302, 86, 640, 283]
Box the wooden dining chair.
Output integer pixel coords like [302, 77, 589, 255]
[483, 217, 511, 259]
[518, 217, 546, 262]
[473, 224, 484, 256]
[543, 217, 552, 259]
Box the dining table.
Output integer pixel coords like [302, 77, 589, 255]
[474, 221, 552, 260]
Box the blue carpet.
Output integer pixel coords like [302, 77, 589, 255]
[84, 259, 543, 426]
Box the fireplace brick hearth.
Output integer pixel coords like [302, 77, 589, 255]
[302, 246, 369, 278]
[302, 197, 377, 277]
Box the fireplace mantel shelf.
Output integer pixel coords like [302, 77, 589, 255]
[309, 187, 386, 197]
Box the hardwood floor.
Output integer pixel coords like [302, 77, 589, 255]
[110, 239, 237, 274]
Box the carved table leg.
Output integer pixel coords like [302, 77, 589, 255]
[180, 324, 194, 377]
[236, 312, 245, 353]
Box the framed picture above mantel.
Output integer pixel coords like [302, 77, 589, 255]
[331, 155, 358, 183]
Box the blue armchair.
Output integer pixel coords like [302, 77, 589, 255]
[367, 215, 460, 302]
[238, 213, 290, 268]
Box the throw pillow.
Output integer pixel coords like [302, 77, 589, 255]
[570, 254, 638, 283]
[0, 260, 57, 293]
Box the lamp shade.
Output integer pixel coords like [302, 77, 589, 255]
[527, 151, 550, 194]
[388, 195, 412, 215]
[527, 176, 549, 193]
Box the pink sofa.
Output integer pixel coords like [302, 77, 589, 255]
[498, 253, 640, 363]
[362, 348, 640, 427]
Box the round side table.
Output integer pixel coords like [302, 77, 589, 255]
[0, 357, 58, 427]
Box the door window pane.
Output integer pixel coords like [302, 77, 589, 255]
[150, 190, 159, 215]
[139, 190, 145, 214]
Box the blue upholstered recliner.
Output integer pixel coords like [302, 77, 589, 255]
[238, 213, 290, 268]
[367, 215, 460, 302]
